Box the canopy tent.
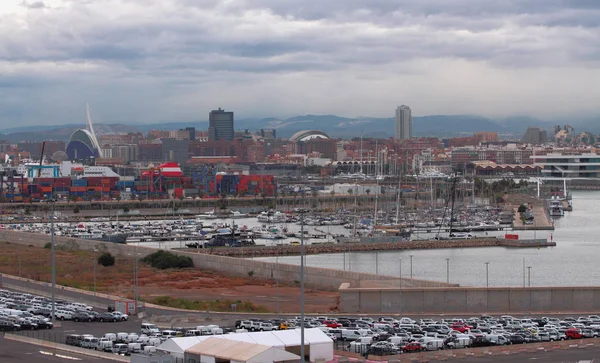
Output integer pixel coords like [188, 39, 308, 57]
[163, 328, 333, 362]
[186, 337, 300, 363]
[156, 336, 209, 358]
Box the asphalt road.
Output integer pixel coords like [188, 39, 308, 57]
[439, 346, 600, 362]
[12, 319, 142, 345]
[0, 338, 117, 363]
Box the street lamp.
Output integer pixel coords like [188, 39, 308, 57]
[299, 210, 306, 363]
[527, 266, 532, 287]
[409, 255, 413, 279]
[485, 262, 490, 287]
[445, 258, 450, 284]
[93, 249, 98, 297]
[399, 257, 402, 314]
[47, 197, 56, 324]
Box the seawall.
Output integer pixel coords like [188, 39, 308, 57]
[0, 230, 453, 291]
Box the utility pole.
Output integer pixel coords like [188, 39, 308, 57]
[485, 262, 490, 287]
[446, 258, 450, 284]
[409, 255, 413, 279]
[300, 211, 306, 363]
[50, 199, 56, 324]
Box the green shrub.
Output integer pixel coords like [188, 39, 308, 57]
[517, 204, 527, 213]
[141, 250, 193, 270]
[98, 252, 115, 267]
[44, 242, 51, 249]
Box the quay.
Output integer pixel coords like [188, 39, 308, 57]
[181, 237, 556, 258]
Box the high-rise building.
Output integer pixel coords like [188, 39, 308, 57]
[208, 108, 234, 141]
[395, 105, 412, 140]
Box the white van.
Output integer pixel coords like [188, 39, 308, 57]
[387, 336, 410, 345]
[211, 327, 223, 335]
[147, 337, 162, 347]
[116, 332, 129, 343]
[161, 330, 178, 339]
[423, 339, 444, 351]
[127, 342, 142, 354]
[445, 336, 471, 349]
[143, 346, 157, 354]
[81, 337, 99, 349]
[487, 334, 509, 345]
[347, 341, 369, 354]
[141, 323, 160, 335]
[341, 329, 364, 341]
[103, 333, 117, 342]
[185, 330, 202, 336]
[97, 339, 113, 352]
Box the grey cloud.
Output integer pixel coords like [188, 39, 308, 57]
[1, 0, 600, 125]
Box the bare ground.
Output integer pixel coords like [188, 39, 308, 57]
[0, 242, 339, 313]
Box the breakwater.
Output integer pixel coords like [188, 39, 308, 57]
[181, 238, 556, 258]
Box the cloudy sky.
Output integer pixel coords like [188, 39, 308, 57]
[1, 0, 600, 126]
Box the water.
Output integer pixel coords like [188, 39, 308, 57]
[257, 191, 600, 287]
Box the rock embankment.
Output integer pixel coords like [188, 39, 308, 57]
[185, 238, 511, 258]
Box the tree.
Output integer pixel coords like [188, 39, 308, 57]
[365, 189, 371, 195]
[73, 206, 80, 214]
[517, 204, 527, 213]
[98, 252, 115, 267]
[347, 188, 353, 195]
[116, 194, 121, 202]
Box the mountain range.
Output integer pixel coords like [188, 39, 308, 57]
[1, 114, 598, 142]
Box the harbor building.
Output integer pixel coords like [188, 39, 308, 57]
[532, 153, 600, 179]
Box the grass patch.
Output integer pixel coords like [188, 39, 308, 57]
[148, 296, 269, 313]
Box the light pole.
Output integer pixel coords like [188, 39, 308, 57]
[527, 266, 532, 287]
[445, 258, 450, 284]
[50, 198, 56, 324]
[409, 255, 413, 279]
[375, 251, 379, 275]
[300, 211, 306, 363]
[93, 249, 98, 297]
[18, 247, 21, 278]
[399, 257, 402, 314]
[485, 262, 489, 287]
[276, 254, 279, 317]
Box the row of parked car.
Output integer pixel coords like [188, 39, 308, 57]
[66, 322, 228, 356]
[298, 314, 600, 356]
[0, 288, 129, 325]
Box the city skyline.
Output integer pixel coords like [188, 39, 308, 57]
[2, 1, 600, 126]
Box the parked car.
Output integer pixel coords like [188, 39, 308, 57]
[98, 312, 118, 322]
[402, 342, 424, 353]
[72, 311, 93, 322]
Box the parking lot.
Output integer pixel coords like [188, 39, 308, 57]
[0, 338, 118, 363]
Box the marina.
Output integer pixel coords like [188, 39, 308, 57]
[257, 191, 598, 288]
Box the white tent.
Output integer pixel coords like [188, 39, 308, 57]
[163, 328, 333, 362]
[156, 336, 210, 359]
[186, 337, 300, 363]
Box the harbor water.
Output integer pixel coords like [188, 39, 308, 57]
[257, 191, 600, 287]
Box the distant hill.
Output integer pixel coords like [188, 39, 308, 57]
[0, 113, 591, 141]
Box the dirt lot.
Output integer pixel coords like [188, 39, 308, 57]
[0, 242, 339, 313]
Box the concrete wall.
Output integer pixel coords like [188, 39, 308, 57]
[339, 283, 600, 313]
[0, 230, 451, 291]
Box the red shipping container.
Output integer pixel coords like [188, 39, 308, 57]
[504, 234, 519, 240]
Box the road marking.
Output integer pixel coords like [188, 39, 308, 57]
[40, 351, 82, 360]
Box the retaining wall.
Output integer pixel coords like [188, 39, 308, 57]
[339, 283, 600, 314]
[0, 230, 452, 291]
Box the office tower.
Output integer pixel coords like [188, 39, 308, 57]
[208, 108, 234, 141]
[395, 105, 412, 140]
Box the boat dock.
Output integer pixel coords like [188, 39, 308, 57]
[512, 205, 555, 231]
